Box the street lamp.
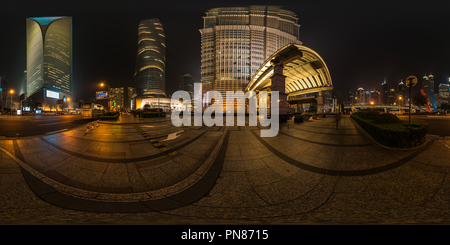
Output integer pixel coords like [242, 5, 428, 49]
[398, 96, 403, 115]
[10, 89, 14, 115]
[66, 97, 70, 113]
[100, 82, 111, 111]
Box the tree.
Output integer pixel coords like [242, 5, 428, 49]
[411, 92, 428, 108]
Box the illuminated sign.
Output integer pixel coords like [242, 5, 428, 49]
[96, 91, 108, 99]
[46, 90, 60, 99]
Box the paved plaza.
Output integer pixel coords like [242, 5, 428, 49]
[1, 114, 450, 224]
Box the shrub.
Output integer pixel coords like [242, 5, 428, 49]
[354, 110, 380, 119]
[373, 113, 401, 124]
[351, 114, 428, 148]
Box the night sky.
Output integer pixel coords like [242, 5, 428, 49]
[1, 0, 449, 102]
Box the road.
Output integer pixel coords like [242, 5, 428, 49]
[398, 115, 450, 137]
[0, 114, 95, 137]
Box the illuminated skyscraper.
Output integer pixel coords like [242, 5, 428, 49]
[423, 74, 437, 110]
[357, 87, 365, 105]
[381, 79, 388, 105]
[199, 6, 302, 106]
[26, 16, 72, 110]
[134, 18, 166, 101]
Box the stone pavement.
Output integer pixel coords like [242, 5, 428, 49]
[1, 114, 450, 224]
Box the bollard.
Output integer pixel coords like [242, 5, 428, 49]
[87, 123, 90, 133]
[92, 122, 95, 130]
[97, 120, 99, 127]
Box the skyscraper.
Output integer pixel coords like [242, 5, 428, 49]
[26, 16, 72, 111]
[398, 79, 406, 102]
[134, 18, 166, 102]
[179, 73, 195, 99]
[381, 79, 388, 105]
[199, 6, 302, 106]
[357, 87, 365, 105]
[423, 74, 437, 110]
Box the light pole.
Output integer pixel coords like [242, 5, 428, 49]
[398, 96, 403, 115]
[100, 82, 111, 111]
[10, 89, 14, 115]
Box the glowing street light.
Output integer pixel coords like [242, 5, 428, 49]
[10, 89, 14, 115]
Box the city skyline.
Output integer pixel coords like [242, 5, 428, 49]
[0, 0, 449, 104]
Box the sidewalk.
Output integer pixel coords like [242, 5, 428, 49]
[1, 115, 450, 224]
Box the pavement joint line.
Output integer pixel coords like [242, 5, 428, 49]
[0, 127, 229, 209]
[250, 128, 433, 177]
[133, 125, 177, 156]
[277, 131, 373, 147]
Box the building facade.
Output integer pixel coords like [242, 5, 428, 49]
[199, 6, 302, 106]
[133, 18, 166, 100]
[26, 16, 72, 111]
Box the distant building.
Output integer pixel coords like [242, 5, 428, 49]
[179, 73, 195, 99]
[423, 74, 437, 110]
[0, 74, 7, 109]
[370, 90, 380, 105]
[364, 90, 371, 105]
[438, 83, 450, 107]
[347, 88, 353, 105]
[381, 79, 388, 105]
[26, 16, 73, 111]
[398, 80, 406, 101]
[388, 88, 397, 105]
[357, 87, 365, 105]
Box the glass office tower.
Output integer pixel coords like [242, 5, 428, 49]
[199, 6, 302, 106]
[26, 16, 72, 99]
[134, 18, 166, 98]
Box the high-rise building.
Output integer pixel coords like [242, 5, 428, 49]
[370, 90, 380, 105]
[398, 79, 406, 101]
[438, 83, 450, 107]
[179, 73, 195, 99]
[133, 18, 166, 101]
[347, 88, 353, 105]
[0, 74, 8, 109]
[389, 88, 397, 105]
[364, 90, 371, 105]
[199, 6, 302, 106]
[357, 87, 365, 105]
[26, 16, 72, 111]
[423, 74, 437, 110]
[381, 79, 388, 105]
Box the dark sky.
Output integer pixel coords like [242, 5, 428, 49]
[1, 0, 449, 102]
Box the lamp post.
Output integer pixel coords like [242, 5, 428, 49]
[10, 89, 14, 115]
[398, 96, 403, 115]
[100, 82, 111, 111]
